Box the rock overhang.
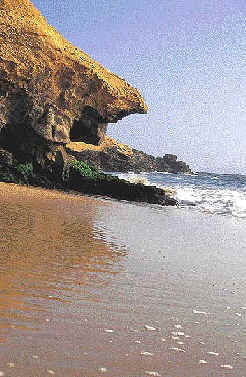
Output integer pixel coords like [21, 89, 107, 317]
[0, 0, 147, 154]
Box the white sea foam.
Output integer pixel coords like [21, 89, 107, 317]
[141, 351, 154, 356]
[144, 325, 157, 331]
[115, 172, 176, 196]
[207, 351, 219, 356]
[112, 171, 246, 219]
[145, 371, 161, 376]
[171, 331, 185, 336]
[220, 364, 233, 369]
[104, 329, 114, 333]
[175, 187, 246, 218]
[117, 172, 152, 186]
[193, 309, 208, 315]
[169, 347, 186, 353]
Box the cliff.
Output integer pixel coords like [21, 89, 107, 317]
[0, 0, 178, 206]
[0, 0, 146, 166]
[0, 0, 191, 176]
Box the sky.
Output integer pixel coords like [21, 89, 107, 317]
[32, 0, 246, 173]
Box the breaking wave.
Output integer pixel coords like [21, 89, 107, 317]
[109, 171, 246, 219]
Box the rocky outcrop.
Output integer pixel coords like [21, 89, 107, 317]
[0, 148, 177, 206]
[66, 137, 192, 173]
[0, 0, 147, 169]
[0, 0, 184, 206]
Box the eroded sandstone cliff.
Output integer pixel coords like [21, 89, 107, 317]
[0, 0, 147, 170]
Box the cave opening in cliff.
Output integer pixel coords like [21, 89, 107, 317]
[70, 106, 106, 146]
[70, 118, 100, 145]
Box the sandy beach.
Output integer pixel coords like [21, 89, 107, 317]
[0, 183, 246, 376]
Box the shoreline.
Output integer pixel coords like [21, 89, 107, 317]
[0, 183, 245, 376]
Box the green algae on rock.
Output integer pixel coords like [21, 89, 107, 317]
[0, 149, 177, 206]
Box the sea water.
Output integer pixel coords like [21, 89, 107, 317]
[109, 171, 246, 219]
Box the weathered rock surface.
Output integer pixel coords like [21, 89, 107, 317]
[0, 0, 147, 166]
[66, 137, 192, 173]
[0, 0, 185, 206]
[0, 148, 177, 206]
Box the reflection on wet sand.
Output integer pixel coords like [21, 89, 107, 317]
[0, 183, 125, 341]
[1, 183, 246, 376]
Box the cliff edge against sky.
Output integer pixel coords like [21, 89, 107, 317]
[0, 0, 190, 182]
[0, 0, 179, 206]
[0, 0, 147, 165]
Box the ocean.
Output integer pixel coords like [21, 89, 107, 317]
[111, 171, 246, 219]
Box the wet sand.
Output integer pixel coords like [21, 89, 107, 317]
[0, 183, 246, 376]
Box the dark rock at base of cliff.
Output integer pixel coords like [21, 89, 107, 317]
[0, 148, 177, 206]
[67, 168, 177, 206]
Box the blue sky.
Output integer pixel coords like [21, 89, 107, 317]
[32, 0, 246, 173]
